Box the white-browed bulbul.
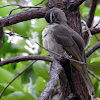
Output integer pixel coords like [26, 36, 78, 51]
[42, 7, 95, 98]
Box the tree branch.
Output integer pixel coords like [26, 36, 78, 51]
[91, 27, 100, 35]
[0, 19, 4, 47]
[86, 41, 100, 57]
[83, 27, 100, 36]
[39, 60, 63, 100]
[1, 51, 100, 67]
[0, 19, 4, 61]
[4, 31, 29, 38]
[68, 0, 85, 11]
[84, 0, 98, 44]
[87, 0, 98, 28]
[58, 94, 64, 100]
[88, 69, 100, 81]
[32, 42, 100, 67]
[1, 7, 48, 27]
[81, 20, 92, 50]
[0, 55, 53, 66]
[49, 87, 60, 100]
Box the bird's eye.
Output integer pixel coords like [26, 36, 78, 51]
[50, 11, 55, 23]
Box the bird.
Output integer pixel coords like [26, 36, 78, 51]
[42, 7, 95, 98]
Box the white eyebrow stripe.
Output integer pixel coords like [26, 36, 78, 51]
[50, 11, 53, 23]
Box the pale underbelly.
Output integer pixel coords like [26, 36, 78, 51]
[42, 33, 65, 58]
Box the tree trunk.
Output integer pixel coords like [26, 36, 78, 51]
[46, 0, 90, 99]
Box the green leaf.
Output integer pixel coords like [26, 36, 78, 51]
[0, 96, 6, 100]
[1, 35, 19, 56]
[31, 18, 48, 33]
[80, 3, 89, 17]
[90, 57, 100, 64]
[94, 82, 100, 97]
[0, 1, 25, 17]
[32, 0, 47, 7]
[95, 5, 100, 16]
[21, 67, 35, 84]
[80, 2, 85, 13]
[94, 81, 99, 93]
[0, 2, 14, 17]
[0, 67, 23, 91]
[0, 84, 14, 96]
[2, 92, 35, 100]
[32, 61, 49, 81]
[40, 49, 48, 56]
[34, 77, 46, 92]
[11, 9, 23, 15]
[87, 56, 100, 75]
[13, 21, 30, 36]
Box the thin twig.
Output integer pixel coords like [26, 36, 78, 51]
[0, 4, 43, 15]
[9, 5, 43, 15]
[35, 42, 61, 57]
[86, 41, 100, 57]
[0, 1, 45, 9]
[9, 7, 20, 15]
[81, 20, 92, 50]
[0, 4, 20, 8]
[83, 27, 100, 35]
[87, 0, 98, 28]
[4, 31, 29, 38]
[94, 34, 100, 41]
[0, 3, 44, 15]
[93, 19, 100, 28]
[35, 42, 100, 67]
[88, 69, 100, 81]
[0, 4, 42, 9]
[0, 60, 37, 98]
[86, 64, 100, 67]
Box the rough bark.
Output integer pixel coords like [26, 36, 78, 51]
[1, 7, 48, 27]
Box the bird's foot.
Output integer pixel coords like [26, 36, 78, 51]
[67, 93, 82, 100]
[57, 52, 72, 61]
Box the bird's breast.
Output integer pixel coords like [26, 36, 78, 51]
[42, 24, 65, 58]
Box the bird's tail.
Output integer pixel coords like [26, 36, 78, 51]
[72, 61, 95, 99]
[81, 65, 95, 99]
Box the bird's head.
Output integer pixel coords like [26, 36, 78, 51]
[45, 7, 67, 24]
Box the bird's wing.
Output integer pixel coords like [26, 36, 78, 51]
[53, 25, 84, 61]
[53, 25, 95, 96]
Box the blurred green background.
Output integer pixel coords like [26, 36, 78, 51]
[0, 0, 100, 99]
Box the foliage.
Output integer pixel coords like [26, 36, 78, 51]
[0, 0, 100, 99]
[80, 2, 100, 97]
[0, 0, 48, 99]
